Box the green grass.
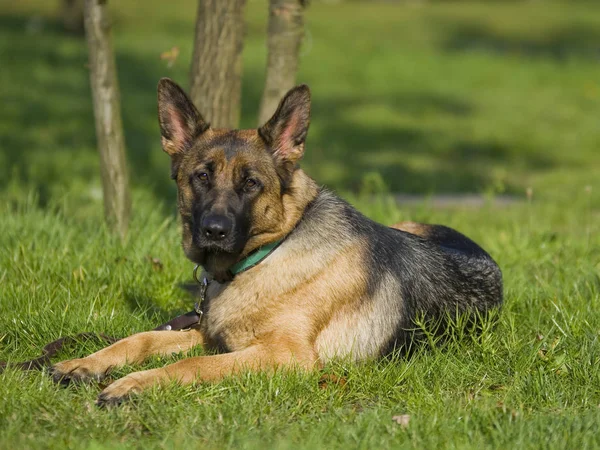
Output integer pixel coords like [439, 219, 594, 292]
[1, 0, 600, 449]
[1, 190, 599, 449]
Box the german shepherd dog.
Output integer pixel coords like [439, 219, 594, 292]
[52, 79, 503, 405]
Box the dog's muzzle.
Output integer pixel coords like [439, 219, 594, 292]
[201, 214, 233, 242]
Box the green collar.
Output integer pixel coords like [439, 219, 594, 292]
[229, 239, 282, 276]
[193, 239, 283, 287]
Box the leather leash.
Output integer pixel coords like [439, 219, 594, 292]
[0, 309, 201, 374]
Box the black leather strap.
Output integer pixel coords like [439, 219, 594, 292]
[152, 310, 201, 331]
[0, 310, 201, 373]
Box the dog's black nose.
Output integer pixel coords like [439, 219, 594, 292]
[201, 215, 232, 241]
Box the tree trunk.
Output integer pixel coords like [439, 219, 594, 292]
[61, 0, 84, 34]
[190, 0, 246, 129]
[258, 0, 305, 125]
[84, 0, 131, 239]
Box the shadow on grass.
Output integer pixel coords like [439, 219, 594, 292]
[0, 11, 561, 206]
[0, 14, 182, 206]
[306, 94, 555, 193]
[123, 286, 198, 327]
[443, 22, 600, 61]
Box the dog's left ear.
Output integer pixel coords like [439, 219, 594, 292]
[258, 84, 311, 167]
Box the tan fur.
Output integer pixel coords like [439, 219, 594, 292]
[200, 234, 368, 359]
[390, 221, 433, 238]
[97, 344, 304, 402]
[316, 271, 402, 362]
[243, 169, 318, 254]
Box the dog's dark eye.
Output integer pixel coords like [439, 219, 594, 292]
[244, 178, 258, 190]
[196, 172, 209, 183]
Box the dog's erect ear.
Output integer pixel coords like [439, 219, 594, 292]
[157, 78, 209, 178]
[258, 84, 311, 166]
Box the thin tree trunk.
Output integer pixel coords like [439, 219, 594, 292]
[84, 0, 131, 239]
[258, 0, 305, 125]
[190, 0, 246, 129]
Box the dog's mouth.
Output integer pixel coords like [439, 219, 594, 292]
[193, 233, 246, 255]
[188, 233, 247, 276]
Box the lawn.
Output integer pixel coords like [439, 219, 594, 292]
[1, 0, 599, 449]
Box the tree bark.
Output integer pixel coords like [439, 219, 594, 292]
[190, 0, 247, 129]
[258, 0, 305, 125]
[84, 0, 131, 239]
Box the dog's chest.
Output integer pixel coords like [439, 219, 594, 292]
[200, 280, 270, 352]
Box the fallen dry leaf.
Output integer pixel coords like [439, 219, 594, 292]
[318, 373, 347, 389]
[392, 414, 410, 428]
[160, 46, 180, 68]
[148, 256, 164, 272]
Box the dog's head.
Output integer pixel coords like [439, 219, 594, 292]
[157, 78, 314, 277]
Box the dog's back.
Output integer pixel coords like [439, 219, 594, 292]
[296, 190, 503, 361]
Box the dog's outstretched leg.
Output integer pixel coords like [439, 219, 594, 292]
[51, 329, 204, 384]
[96, 343, 316, 406]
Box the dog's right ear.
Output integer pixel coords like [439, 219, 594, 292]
[157, 78, 209, 178]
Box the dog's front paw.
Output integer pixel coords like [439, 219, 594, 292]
[51, 357, 110, 385]
[96, 374, 144, 407]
